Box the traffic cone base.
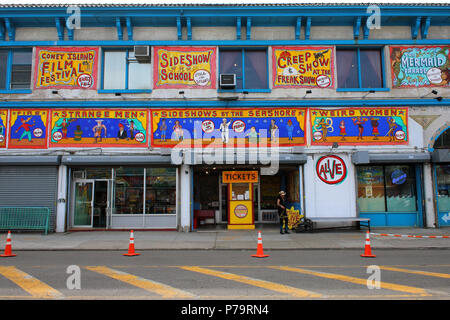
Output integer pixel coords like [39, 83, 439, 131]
[123, 230, 140, 257]
[361, 231, 376, 258]
[0, 231, 16, 258]
[251, 231, 269, 258]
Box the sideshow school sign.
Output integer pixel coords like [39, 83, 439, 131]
[390, 45, 450, 88]
[272, 46, 335, 88]
[153, 47, 217, 89]
[34, 47, 99, 89]
[310, 107, 408, 146]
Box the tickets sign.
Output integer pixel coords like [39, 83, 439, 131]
[49, 109, 148, 148]
[9, 109, 49, 149]
[390, 46, 450, 88]
[34, 47, 99, 89]
[310, 107, 408, 145]
[153, 47, 216, 89]
[150, 107, 307, 148]
[0, 109, 7, 148]
[272, 46, 335, 88]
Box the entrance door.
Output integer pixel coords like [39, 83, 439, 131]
[73, 180, 94, 227]
[93, 181, 108, 228]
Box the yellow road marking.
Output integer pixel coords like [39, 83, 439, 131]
[85, 266, 196, 299]
[180, 266, 322, 298]
[0, 266, 63, 299]
[379, 266, 450, 279]
[271, 266, 431, 296]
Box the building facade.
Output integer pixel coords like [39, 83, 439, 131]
[0, 3, 449, 232]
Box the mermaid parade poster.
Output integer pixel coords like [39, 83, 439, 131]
[310, 107, 408, 145]
[8, 109, 49, 149]
[49, 109, 148, 148]
[0, 109, 8, 148]
[150, 107, 307, 148]
[390, 46, 450, 88]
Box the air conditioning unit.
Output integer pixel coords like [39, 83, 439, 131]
[134, 46, 151, 63]
[219, 74, 236, 89]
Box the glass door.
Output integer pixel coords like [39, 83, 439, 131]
[73, 180, 94, 227]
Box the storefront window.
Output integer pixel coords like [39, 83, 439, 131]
[385, 165, 417, 212]
[145, 168, 176, 214]
[85, 167, 112, 179]
[357, 165, 417, 212]
[436, 164, 450, 212]
[115, 167, 144, 214]
[357, 166, 386, 212]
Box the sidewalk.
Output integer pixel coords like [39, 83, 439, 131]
[1, 226, 449, 251]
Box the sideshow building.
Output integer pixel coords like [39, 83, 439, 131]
[0, 3, 449, 232]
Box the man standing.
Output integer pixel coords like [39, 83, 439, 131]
[277, 191, 290, 234]
[219, 118, 231, 144]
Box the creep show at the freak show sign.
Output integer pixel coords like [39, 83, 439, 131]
[272, 46, 335, 88]
[34, 47, 99, 90]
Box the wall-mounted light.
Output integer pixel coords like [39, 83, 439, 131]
[303, 90, 312, 98]
[362, 90, 375, 98]
[421, 90, 438, 98]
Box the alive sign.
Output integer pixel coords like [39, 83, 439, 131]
[316, 155, 347, 185]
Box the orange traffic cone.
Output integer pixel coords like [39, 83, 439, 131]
[0, 231, 16, 258]
[123, 230, 140, 256]
[251, 231, 269, 258]
[360, 230, 376, 258]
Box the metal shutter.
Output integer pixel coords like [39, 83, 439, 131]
[0, 166, 58, 232]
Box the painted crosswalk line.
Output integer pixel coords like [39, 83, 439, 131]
[85, 266, 196, 298]
[270, 266, 431, 297]
[0, 266, 63, 299]
[180, 266, 322, 298]
[379, 266, 450, 279]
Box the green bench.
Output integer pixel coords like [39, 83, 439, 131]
[0, 207, 50, 235]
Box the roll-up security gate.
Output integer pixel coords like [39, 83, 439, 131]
[0, 166, 58, 232]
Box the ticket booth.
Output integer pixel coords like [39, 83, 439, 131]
[222, 171, 258, 230]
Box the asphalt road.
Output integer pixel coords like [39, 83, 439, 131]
[0, 249, 448, 303]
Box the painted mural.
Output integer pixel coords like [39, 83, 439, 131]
[390, 45, 450, 88]
[150, 108, 307, 148]
[0, 109, 7, 148]
[310, 107, 408, 145]
[272, 46, 335, 88]
[34, 47, 99, 89]
[153, 47, 217, 89]
[8, 109, 49, 149]
[49, 109, 148, 148]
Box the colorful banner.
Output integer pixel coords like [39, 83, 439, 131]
[0, 109, 7, 148]
[49, 109, 148, 148]
[9, 109, 49, 149]
[153, 46, 216, 89]
[390, 46, 450, 88]
[272, 46, 335, 88]
[150, 107, 307, 148]
[34, 47, 99, 89]
[310, 107, 408, 145]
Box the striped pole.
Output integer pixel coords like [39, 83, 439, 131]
[251, 231, 269, 258]
[0, 231, 16, 258]
[123, 230, 140, 256]
[361, 230, 376, 258]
